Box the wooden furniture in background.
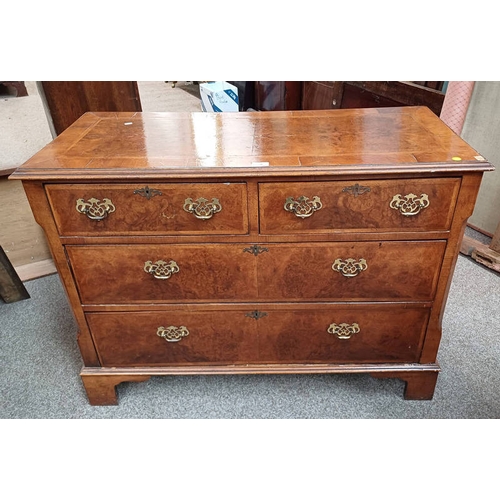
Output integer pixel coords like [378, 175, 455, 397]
[0, 81, 28, 97]
[0, 246, 30, 303]
[461, 220, 500, 272]
[302, 81, 446, 115]
[253, 82, 446, 115]
[39, 81, 142, 135]
[10, 107, 493, 405]
[254, 82, 302, 111]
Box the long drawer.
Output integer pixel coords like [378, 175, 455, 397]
[86, 305, 429, 367]
[67, 240, 446, 304]
[46, 182, 249, 236]
[259, 178, 461, 234]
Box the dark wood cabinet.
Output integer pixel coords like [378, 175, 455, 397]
[253, 81, 446, 115]
[39, 81, 142, 135]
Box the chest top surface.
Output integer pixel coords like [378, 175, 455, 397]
[10, 107, 493, 181]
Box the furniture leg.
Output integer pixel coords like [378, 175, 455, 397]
[371, 370, 439, 400]
[80, 371, 151, 406]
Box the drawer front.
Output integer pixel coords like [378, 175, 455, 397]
[67, 244, 259, 304]
[256, 241, 446, 301]
[259, 178, 460, 234]
[46, 183, 248, 236]
[256, 305, 428, 364]
[86, 304, 428, 367]
[87, 310, 260, 367]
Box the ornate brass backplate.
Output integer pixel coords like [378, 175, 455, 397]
[342, 183, 371, 197]
[157, 325, 190, 342]
[327, 322, 360, 339]
[76, 197, 116, 220]
[390, 193, 430, 216]
[284, 195, 322, 218]
[144, 259, 179, 280]
[133, 186, 162, 199]
[332, 258, 368, 278]
[183, 197, 222, 219]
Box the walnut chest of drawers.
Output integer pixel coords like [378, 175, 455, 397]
[11, 107, 494, 405]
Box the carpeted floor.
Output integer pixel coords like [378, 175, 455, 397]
[1, 252, 499, 418]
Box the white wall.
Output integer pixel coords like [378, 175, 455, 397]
[461, 81, 500, 234]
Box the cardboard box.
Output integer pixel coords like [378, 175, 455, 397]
[200, 82, 239, 112]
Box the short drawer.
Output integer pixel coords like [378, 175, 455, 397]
[259, 178, 460, 234]
[256, 240, 446, 301]
[86, 304, 428, 367]
[87, 310, 260, 367]
[67, 244, 259, 305]
[46, 182, 248, 236]
[256, 305, 428, 364]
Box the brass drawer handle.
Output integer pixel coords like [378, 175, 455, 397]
[332, 258, 368, 277]
[390, 193, 430, 216]
[157, 325, 190, 342]
[144, 259, 179, 280]
[75, 197, 116, 220]
[183, 197, 222, 219]
[284, 195, 322, 218]
[327, 322, 360, 340]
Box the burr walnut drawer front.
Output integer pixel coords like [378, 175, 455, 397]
[67, 240, 445, 305]
[86, 305, 429, 367]
[255, 240, 446, 302]
[66, 244, 259, 304]
[259, 178, 460, 234]
[46, 182, 248, 236]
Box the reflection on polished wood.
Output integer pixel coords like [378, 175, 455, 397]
[11, 107, 490, 180]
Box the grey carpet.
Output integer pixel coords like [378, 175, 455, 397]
[1, 253, 499, 418]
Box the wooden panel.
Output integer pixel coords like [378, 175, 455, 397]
[67, 244, 259, 304]
[301, 81, 343, 110]
[87, 310, 259, 366]
[87, 304, 428, 366]
[257, 305, 428, 363]
[39, 81, 141, 135]
[46, 183, 248, 236]
[257, 241, 446, 301]
[342, 82, 445, 116]
[0, 177, 52, 268]
[254, 82, 302, 110]
[259, 178, 461, 234]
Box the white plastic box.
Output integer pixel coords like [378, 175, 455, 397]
[199, 82, 239, 112]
